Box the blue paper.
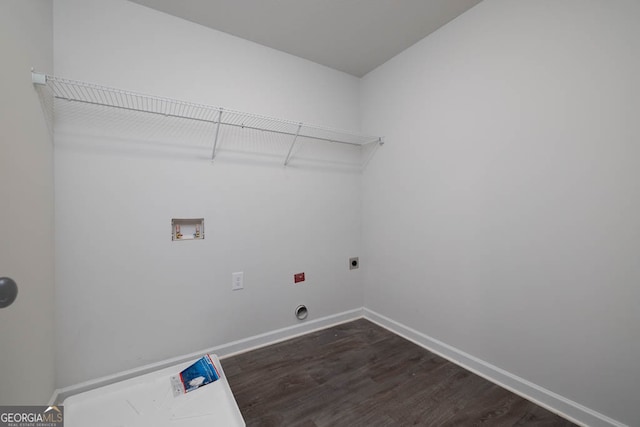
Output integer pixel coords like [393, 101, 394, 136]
[171, 354, 220, 396]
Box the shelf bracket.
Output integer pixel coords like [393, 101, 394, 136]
[284, 123, 303, 166]
[31, 71, 47, 86]
[361, 137, 385, 171]
[211, 108, 223, 161]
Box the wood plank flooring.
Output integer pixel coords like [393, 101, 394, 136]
[222, 319, 576, 427]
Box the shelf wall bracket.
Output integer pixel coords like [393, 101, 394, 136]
[211, 108, 223, 161]
[361, 139, 380, 170]
[31, 71, 47, 86]
[284, 123, 303, 166]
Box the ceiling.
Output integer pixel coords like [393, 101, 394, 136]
[129, 0, 482, 77]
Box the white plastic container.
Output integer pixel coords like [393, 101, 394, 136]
[63, 354, 245, 427]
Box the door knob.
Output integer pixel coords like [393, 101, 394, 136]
[0, 277, 18, 308]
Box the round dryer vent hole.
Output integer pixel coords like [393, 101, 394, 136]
[295, 305, 308, 320]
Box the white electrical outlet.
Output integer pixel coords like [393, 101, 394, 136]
[232, 272, 244, 291]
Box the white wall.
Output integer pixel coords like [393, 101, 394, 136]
[361, 1, 640, 425]
[0, 1, 55, 405]
[54, 0, 363, 387]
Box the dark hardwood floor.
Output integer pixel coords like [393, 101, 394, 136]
[222, 319, 576, 427]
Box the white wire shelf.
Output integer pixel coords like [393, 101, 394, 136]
[32, 72, 383, 167]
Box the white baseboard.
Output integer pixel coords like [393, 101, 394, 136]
[50, 306, 626, 427]
[216, 307, 364, 359]
[50, 307, 363, 404]
[363, 308, 626, 427]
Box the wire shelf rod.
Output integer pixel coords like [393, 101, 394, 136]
[49, 93, 373, 146]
